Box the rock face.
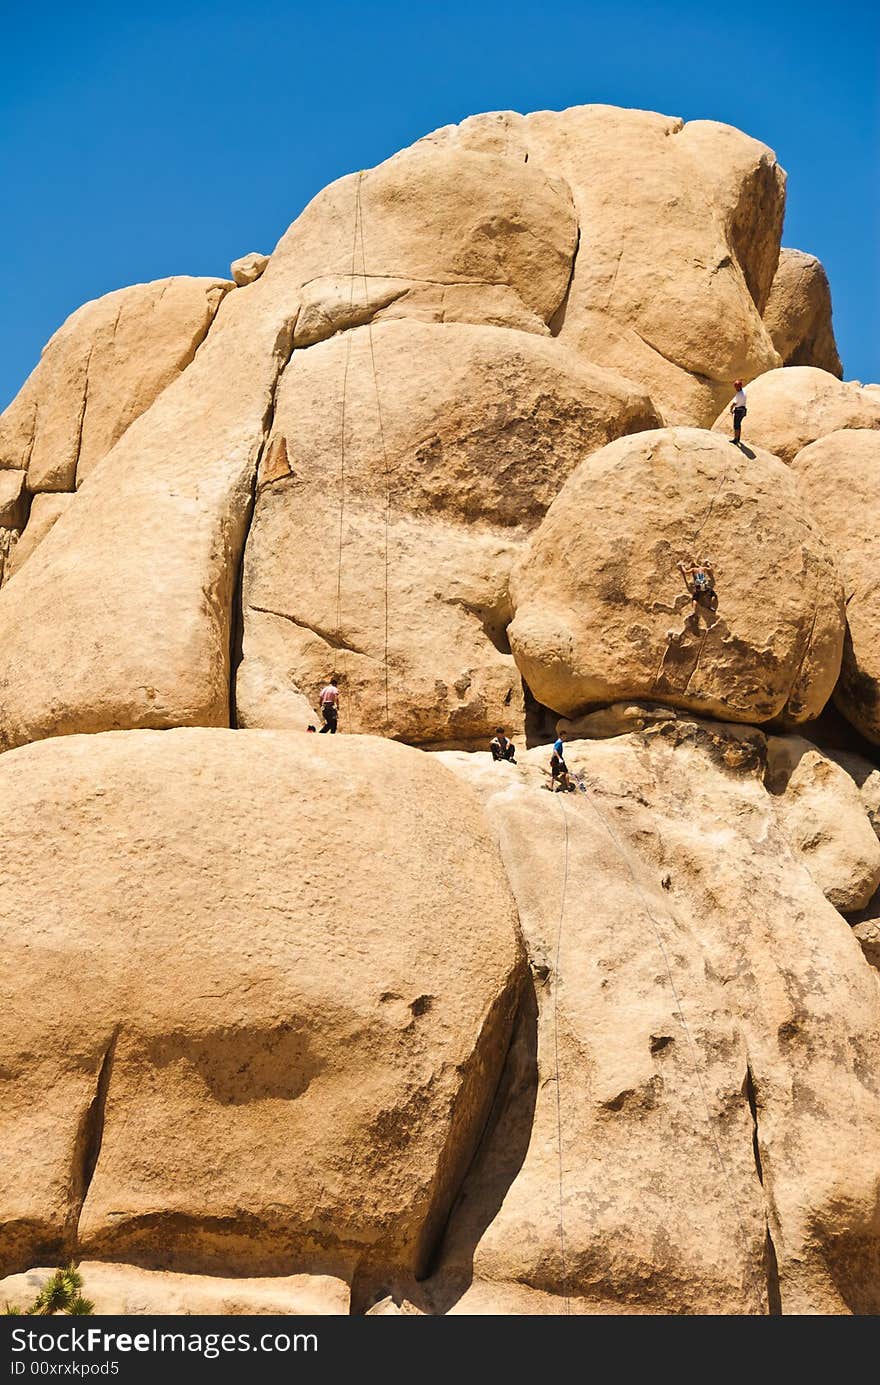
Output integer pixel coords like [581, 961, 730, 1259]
[763, 249, 842, 376]
[0, 730, 524, 1281]
[792, 430, 880, 744]
[509, 428, 845, 726]
[0, 277, 232, 491]
[712, 367, 880, 464]
[237, 320, 658, 744]
[420, 107, 785, 425]
[424, 719, 880, 1315]
[3, 493, 72, 580]
[765, 736, 880, 912]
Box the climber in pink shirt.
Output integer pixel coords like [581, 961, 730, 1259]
[318, 677, 339, 734]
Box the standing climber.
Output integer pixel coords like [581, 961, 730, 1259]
[729, 379, 747, 445]
[490, 728, 517, 763]
[318, 677, 340, 734]
[678, 557, 718, 622]
[550, 733, 572, 792]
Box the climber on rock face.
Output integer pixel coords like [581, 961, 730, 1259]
[490, 728, 517, 763]
[318, 677, 340, 734]
[550, 733, 573, 792]
[729, 379, 747, 446]
[678, 557, 718, 625]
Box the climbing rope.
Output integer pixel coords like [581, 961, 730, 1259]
[552, 793, 572, 1315]
[332, 170, 392, 731]
[355, 174, 392, 725]
[650, 462, 731, 696]
[573, 775, 754, 1256]
[333, 174, 364, 731]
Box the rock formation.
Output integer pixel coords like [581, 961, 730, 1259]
[763, 248, 843, 377]
[0, 102, 878, 1317]
[712, 366, 880, 465]
[792, 430, 880, 743]
[508, 427, 845, 726]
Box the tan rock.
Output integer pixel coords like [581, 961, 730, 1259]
[0, 469, 27, 529]
[4, 492, 73, 579]
[0, 277, 233, 492]
[792, 430, 880, 743]
[765, 736, 880, 912]
[419, 106, 785, 424]
[237, 319, 659, 744]
[230, 252, 269, 286]
[852, 917, 880, 972]
[822, 748, 880, 839]
[426, 720, 880, 1314]
[712, 367, 880, 464]
[509, 427, 844, 727]
[0, 279, 295, 752]
[763, 249, 843, 376]
[0, 729, 524, 1281]
[270, 141, 578, 343]
[0, 1262, 348, 1315]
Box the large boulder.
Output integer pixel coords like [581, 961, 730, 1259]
[278, 140, 580, 343]
[0, 729, 524, 1281]
[792, 430, 880, 743]
[762, 249, 842, 376]
[765, 736, 880, 912]
[424, 719, 880, 1314]
[236, 319, 658, 744]
[508, 428, 845, 726]
[0, 277, 232, 492]
[3, 493, 73, 581]
[419, 106, 785, 424]
[712, 367, 880, 464]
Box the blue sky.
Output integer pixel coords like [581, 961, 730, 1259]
[1, 1, 877, 409]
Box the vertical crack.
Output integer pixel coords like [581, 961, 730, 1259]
[67, 1026, 120, 1255]
[229, 310, 300, 726]
[744, 1060, 782, 1315]
[71, 344, 95, 487]
[548, 224, 580, 336]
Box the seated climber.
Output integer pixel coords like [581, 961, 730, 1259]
[678, 557, 718, 618]
[490, 728, 517, 763]
[729, 379, 747, 445]
[550, 734, 573, 792]
[318, 677, 340, 734]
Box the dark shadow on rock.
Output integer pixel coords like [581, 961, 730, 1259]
[355, 976, 539, 1315]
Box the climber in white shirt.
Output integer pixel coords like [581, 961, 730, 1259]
[729, 379, 747, 446]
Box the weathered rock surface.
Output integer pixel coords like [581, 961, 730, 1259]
[422, 721, 880, 1315]
[509, 428, 844, 726]
[420, 106, 784, 424]
[230, 252, 269, 286]
[712, 367, 880, 464]
[3, 493, 73, 580]
[765, 736, 880, 912]
[276, 141, 579, 343]
[823, 748, 880, 839]
[0, 1263, 349, 1316]
[0, 469, 27, 529]
[0, 730, 524, 1281]
[237, 319, 658, 744]
[792, 430, 880, 744]
[763, 249, 842, 376]
[0, 277, 232, 491]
